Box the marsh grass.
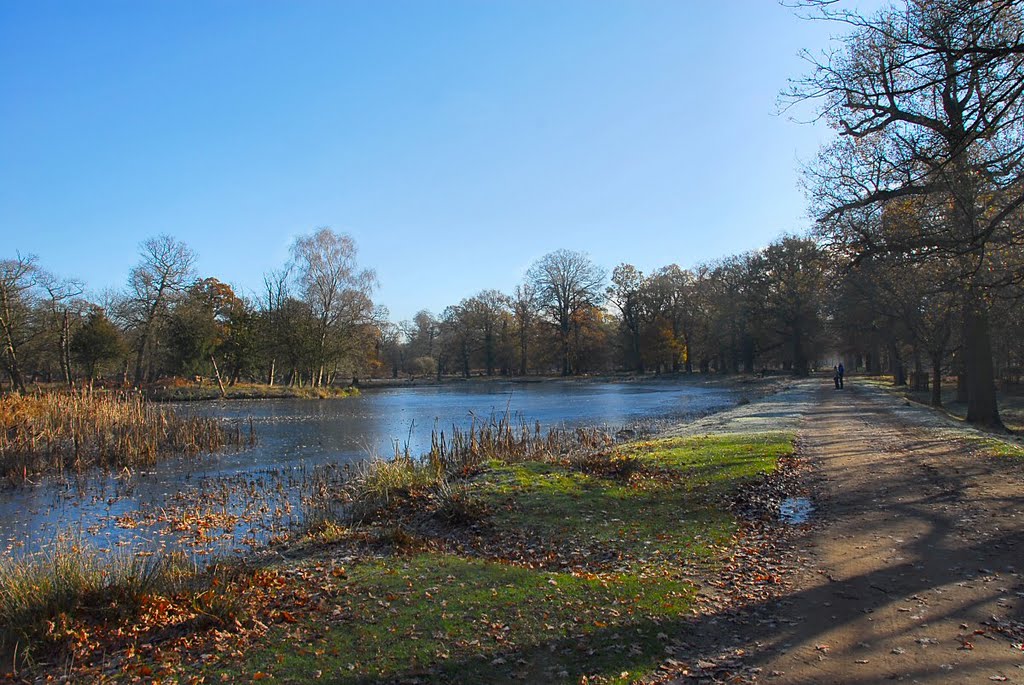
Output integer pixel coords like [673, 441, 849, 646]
[0, 391, 254, 480]
[302, 412, 615, 528]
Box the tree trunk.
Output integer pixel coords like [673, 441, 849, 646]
[1, 333, 25, 392]
[133, 332, 149, 388]
[210, 355, 227, 398]
[632, 331, 644, 374]
[268, 358, 276, 386]
[962, 301, 1003, 428]
[956, 373, 968, 403]
[931, 358, 943, 407]
[61, 310, 74, 390]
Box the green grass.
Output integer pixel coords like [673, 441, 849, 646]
[967, 436, 1024, 459]
[217, 432, 794, 684]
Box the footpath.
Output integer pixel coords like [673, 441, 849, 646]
[702, 379, 1024, 684]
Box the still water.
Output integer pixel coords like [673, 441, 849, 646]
[0, 380, 738, 558]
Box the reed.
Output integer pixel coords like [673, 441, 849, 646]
[0, 391, 254, 481]
[304, 412, 615, 527]
[419, 412, 613, 474]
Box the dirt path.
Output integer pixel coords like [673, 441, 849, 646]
[742, 380, 1024, 684]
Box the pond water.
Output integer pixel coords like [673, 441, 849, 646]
[0, 379, 738, 559]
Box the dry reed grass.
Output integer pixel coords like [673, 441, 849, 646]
[0, 391, 254, 481]
[304, 413, 615, 527]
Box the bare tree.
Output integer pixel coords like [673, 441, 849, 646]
[35, 269, 85, 389]
[788, 0, 1024, 427]
[124, 235, 197, 387]
[511, 284, 537, 376]
[261, 266, 292, 386]
[289, 227, 377, 387]
[527, 249, 606, 376]
[0, 254, 38, 392]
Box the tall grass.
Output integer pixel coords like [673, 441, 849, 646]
[304, 413, 614, 527]
[0, 391, 254, 480]
[419, 413, 612, 473]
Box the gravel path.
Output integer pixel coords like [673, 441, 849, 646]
[741, 379, 1024, 684]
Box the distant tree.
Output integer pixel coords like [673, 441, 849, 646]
[462, 290, 510, 376]
[35, 270, 85, 389]
[124, 235, 197, 386]
[378, 321, 405, 379]
[289, 228, 377, 387]
[71, 308, 125, 388]
[0, 255, 39, 392]
[409, 355, 437, 378]
[259, 267, 291, 386]
[166, 278, 246, 380]
[527, 250, 606, 376]
[760, 237, 829, 376]
[511, 285, 538, 376]
[645, 265, 697, 373]
[607, 264, 647, 374]
[438, 303, 475, 378]
[408, 310, 439, 362]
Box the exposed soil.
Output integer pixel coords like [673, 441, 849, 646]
[662, 379, 1024, 684]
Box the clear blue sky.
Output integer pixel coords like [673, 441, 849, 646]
[1, 1, 871, 322]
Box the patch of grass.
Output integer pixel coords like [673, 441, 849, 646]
[967, 436, 1024, 459]
[220, 432, 794, 684]
[229, 554, 695, 684]
[0, 543, 187, 662]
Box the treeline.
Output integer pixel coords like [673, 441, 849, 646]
[4, 224, 1023, 408]
[0, 228, 380, 393]
[1, 232, 830, 393]
[380, 240, 831, 381]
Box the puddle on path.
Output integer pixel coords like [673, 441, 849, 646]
[780, 497, 813, 524]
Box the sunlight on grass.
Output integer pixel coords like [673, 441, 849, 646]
[224, 432, 795, 684]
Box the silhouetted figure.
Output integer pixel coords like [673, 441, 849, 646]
[838, 362, 845, 389]
[833, 365, 840, 389]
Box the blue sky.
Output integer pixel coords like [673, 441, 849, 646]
[1, 1, 868, 321]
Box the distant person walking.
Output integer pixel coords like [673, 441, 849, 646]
[833, 366, 840, 389]
[838, 362, 845, 389]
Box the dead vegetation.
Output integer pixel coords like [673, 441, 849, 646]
[0, 391, 254, 481]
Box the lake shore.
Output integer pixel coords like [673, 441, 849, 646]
[141, 370, 791, 402]
[0, 376, 807, 683]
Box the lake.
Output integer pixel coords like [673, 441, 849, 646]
[0, 379, 738, 559]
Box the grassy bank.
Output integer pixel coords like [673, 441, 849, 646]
[146, 382, 360, 402]
[0, 392, 253, 480]
[227, 432, 795, 684]
[1, 431, 796, 682]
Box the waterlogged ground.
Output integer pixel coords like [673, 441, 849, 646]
[0, 380, 739, 560]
